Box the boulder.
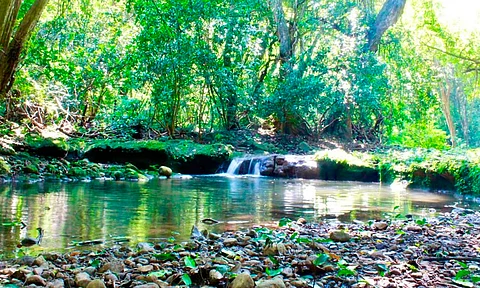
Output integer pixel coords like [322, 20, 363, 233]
[159, 166, 172, 178]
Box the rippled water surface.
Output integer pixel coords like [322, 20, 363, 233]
[0, 176, 477, 257]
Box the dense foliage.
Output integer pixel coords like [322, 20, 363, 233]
[1, 0, 479, 148]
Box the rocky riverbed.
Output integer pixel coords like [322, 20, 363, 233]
[1, 209, 479, 288]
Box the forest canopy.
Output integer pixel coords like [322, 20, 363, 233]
[1, 0, 479, 149]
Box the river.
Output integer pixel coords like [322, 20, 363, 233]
[0, 176, 476, 257]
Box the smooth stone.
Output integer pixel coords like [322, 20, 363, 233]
[329, 230, 351, 242]
[134, 284, 160, 288]
[75, 272, 92, 287]
[231, 273, 255, 288]
[99, 260, 125, 273]
[34, 256, 47, 266]
[138, 265, 154, 273]
[405, 225, 423, 232]
[224, 238, 238, 246]
[373, 221, 388, 230]
[137, 242, 154, 252]
[297, 217, 307, 224]
[86, 279, 107, 288]
[49, 279, 65, 288]
[256, 276, 287, 288]
[25, 274, 47, 286]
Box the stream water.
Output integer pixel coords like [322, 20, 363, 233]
[0, 176, 477, 257]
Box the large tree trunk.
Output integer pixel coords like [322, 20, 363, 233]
[367, 0, 406, 52]
[270, 0, 293, 80]
[0, 0, 49, 99]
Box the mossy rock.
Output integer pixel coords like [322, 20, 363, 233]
[0, 157, 11, 175]
[24, 135, 69, 157]
[159, 166, 172, 178]
[315, 149, 379, 182]
[68, 167, 87, 177]
[23, 164, 39, 174]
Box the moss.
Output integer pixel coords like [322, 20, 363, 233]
[25, 135, 69, 157]
[0, 157, 11, 175]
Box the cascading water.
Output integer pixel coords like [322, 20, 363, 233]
[225, 156, 264, 176]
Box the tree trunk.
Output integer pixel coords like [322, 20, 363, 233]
[438, 80, 456, 147]
[270, 0, 293, 79]
[367, 0, 406, 52]
[222, 14, 239, 130]
[0, 0, 49, 99]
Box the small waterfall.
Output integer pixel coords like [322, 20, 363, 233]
[225, 156, 264, 176]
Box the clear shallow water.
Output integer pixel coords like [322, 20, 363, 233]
[0, 176, 477, 257]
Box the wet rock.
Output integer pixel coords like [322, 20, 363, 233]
[138, 265, 154, 273]
[34, 255, 47, 267]
[373, 221, 388, 230]
[84, 266, 96, 275]
[297, 218, 307, 224]
[16, 255, 35, 266]
[137, 242, 154, 252]
[329, 230, 351, 242]
[406, 225, 423, 232]
[99, 260, 125, 273]
[86, 279, 107, 288]
[49, 279, 65, 288]
[290, 279, 309, 287]
[209, 269, 223, 284]
[224, 238, 238, 246]
[134, 284, 160, 288]
[231, 273, 255, 288]
[75, 272, 92, 287]
[256, 276, 286, 288]
[26, 274, 47, 286]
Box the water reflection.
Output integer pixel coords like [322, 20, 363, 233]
[0, 177, 476, 257]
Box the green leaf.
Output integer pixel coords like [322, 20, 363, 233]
[415, 218, 427, 226]
[268, 255, 279, 266]
[313, 253, 330, 266]
[314, 237, 333, 243]
[265, 267, 283, 277]
[407, 264, 418, 272]
[393, 205, 400, 211]
[296, 237, 311, 243]
[471, 275, 480, 283]
[89, 259, 101, 268]
[338, 268, 356, 277]
[290, 232, 298, 240]
[148, 270, 167, 278]
[455, 269, 471, 280]
[457, 261, 469, 269]
[181, 274, 192, 286]
[184, 256, 197, 268]
[395, 229, 406, 235]
[279, 217, 292, 227]
[153, 253, 176, 261]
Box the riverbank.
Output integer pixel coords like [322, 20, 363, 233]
[1, 209, 479, 287]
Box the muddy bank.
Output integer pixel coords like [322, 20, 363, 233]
[1, 209, 479, 287]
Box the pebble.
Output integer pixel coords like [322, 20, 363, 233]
[75, 272, 92, 287]
[25, 274, 47, 286]
[256, 276, 287, 288]
[86, 279, 106, 288]
[372, 221, 388, 230]
[99, 260, 125, 273]
[329, 230, 351, 242]
[231, 273, 255, 288]
[224, 238, 238, 246]
[138, 264, 154, 273]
